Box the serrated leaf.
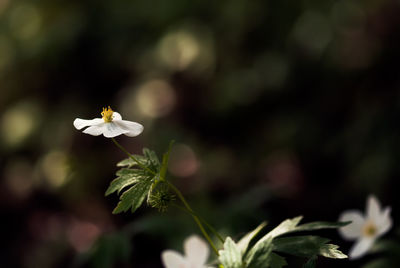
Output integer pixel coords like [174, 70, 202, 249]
[267, 216, 303, 238]
[117, 155, 147, 167]
[302, 256, 317, 268]
[105, 176, 138, 196]
[107, 147, 163, 214]
[292, 221, 350, 233]
[237, 222, 267, 256]
[112, 177, 154, 214]
[273, 236, 347, 259]
[243, 217, 302, 267]
[245, 237, 273, 268]
[106, 169, 145, 196]
[115, 168, 143, 177]
[218, 237, 243, 268]
[143, 148, 160, 168]
[319, 243, 347, 259]
[270, 253, 287, 268]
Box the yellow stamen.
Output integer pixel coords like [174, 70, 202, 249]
[101, 106, 114, 123]
[362, 221, 377, 237]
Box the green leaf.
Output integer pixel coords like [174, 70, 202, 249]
[237, 222, 267, 256]
[292, 221, 350, 233]
[270, 253, 287, 268]
[159, 141, 174, 180]
[302, 256, 317, 268]
[107, 147, 164, 214]
[243, 217, 302, 268]
[267, 216, 303, 238]
[273, 236, 347, 259]
[117, 155, 147, 167]
[105, 169, 144, 196]
[319, 243, 347, 259]
[218, 237, 243, 268]
[143, 148, 160, 170]
[112, 176, 154, 214]
[245, 237, 273, 268]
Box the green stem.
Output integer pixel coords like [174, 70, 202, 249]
[167, 181, 219, 256]
[111, 138, 156, 176]
[173, 204, 225, 243]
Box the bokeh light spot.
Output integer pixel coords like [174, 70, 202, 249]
[156, 24, 215, 74]
[9, 3, 42, 40]
[39, 151, 70, 189]
[169, 143, 199, 177]
[0, 101, 41, 148]
[159, 30, 199, 71]
[134, 79, 176, 119]
[67, 219, 101, 253]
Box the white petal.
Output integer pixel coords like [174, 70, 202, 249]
[102, 122, 129, 138]
[161, 250, 189, 268]
[366, 195, 381, 222]
[113, 112, 122, 120]
[114, 120, 144, 137]
[349, 237, 374, 260]
[184, 235, 209, 266]
[338, 210, 366, 240]
[82, 124, 106, 136]
[73, 118, 103, 130]
[377, 207, 392, 236]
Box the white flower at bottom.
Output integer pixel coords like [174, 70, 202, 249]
[161, 235, 213, 268]
[73, 107, 143, 138]
[338, 195, 392, 260]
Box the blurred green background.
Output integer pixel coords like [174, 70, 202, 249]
[2, 0, 400, 267]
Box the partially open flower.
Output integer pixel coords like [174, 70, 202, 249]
[161, 235, 213, 268]
[338, 195, 392, 260]
[73, 107, 143, 138]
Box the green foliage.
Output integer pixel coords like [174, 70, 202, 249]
[112, 176, 155, 213]
[105, 169, 142, 196]
[273, 236, 347, 259]
[237, 222, 267, 256]
[219, 237, 243, 268]
[106, 147, 172, 214]
[245, 236, 273, 268]
[292, 221, 351, 233]
[219, 216, 347, 268]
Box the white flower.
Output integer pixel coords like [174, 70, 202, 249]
[338, 195, 392, 260]
[161, 235, 213, 268]
[73, 107, 143, 138]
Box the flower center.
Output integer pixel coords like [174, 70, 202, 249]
[101, 106, 114, 123]
[362, 221, 377, 237]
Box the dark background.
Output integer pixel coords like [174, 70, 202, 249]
[1, 0, 400, 267]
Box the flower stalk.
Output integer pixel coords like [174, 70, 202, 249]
[167, 181, 220, 256]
